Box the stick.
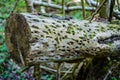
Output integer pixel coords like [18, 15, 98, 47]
[89, 0, 107, 22]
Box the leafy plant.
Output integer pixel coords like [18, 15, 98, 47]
[0, 0, 26, 19]
[41, 74, 54, 80]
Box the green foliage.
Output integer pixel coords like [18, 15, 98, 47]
[0, 0, 14, 19]
[0, 59, 26, 80]
[16, 0, 26, 12]
[0, 0, 26, 19]
[41, 74, 54, 80]
[72, 11, 83, 19]
[0, 53, 9, 64]
[112, 77, 118, 80]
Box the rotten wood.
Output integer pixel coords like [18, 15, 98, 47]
[5, 13, 120, 65]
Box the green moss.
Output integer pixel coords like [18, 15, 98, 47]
[107, 43, 112, 46]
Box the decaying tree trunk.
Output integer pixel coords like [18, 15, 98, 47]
[5, 13, 120, 80]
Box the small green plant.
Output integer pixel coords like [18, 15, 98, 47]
[41, 74, 54, 80]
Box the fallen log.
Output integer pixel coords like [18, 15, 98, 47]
[5, 13, 120, 66]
